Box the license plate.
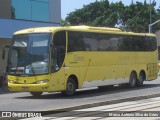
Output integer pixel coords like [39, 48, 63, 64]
[22, 86, 29, 90]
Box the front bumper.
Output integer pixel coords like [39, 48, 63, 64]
[8, 83, 51, 92]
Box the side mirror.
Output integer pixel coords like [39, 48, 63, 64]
[2, 45, 9, 59]
[2, 48, 5, 59]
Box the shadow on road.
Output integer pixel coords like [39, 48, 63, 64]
[16, 82, 160, 100]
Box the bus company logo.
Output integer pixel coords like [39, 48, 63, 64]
[2, 112, 11, 117]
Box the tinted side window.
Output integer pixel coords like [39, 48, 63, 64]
[51, 31, 66, 72]
[97, 34, 111, 51]
[144, 37, 157, 51]
[68, 32, 84, 52]
[110, 36, 123, 51]
[112, 35, 157, 51]
[67, 31, 157, 52]
[83, 33, 97, 51]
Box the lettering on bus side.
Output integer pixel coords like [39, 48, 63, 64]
[69, 55, 84, 64]
[74, 55, 84, 61]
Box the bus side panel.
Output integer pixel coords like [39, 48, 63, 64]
[64, 52, 86, 89]
[146, 50, 158, 80]
[50, 68, 66, 92]
[64, 50, 158, 89]
[82, 51, 158, 87]
[147, 63, 158, 80]
[82, 52, 129, 87]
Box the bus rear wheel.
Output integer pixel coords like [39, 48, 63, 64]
[129, 72, 137, 88]
[61, 77, 76, 96]
[30, 92, 43, 97]
[137, 71, 145, 87]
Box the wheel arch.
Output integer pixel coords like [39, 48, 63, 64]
[68, 74, 78, 89]
[130, 70, 138, 77]
[129, 70, 138, 88]
[139, 70, 146, 80]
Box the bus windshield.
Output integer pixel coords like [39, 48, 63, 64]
[8, 33, 51, 76]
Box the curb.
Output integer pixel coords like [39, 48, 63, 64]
[40, 93, 160, 115]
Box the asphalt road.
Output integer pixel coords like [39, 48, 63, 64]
[0, 76, 160, 113]
[35, 97, 160, 120]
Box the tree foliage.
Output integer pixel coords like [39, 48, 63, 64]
[65, 0, 160, 32]
[61, 19, 70, 26]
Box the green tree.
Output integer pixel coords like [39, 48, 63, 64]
[66, 0, 160, 32]
[123, 0, 160, 32]
[61, 19, 70, 26]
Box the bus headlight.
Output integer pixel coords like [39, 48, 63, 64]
[34, 79, 49, 84]
[8, 80, 17, 84]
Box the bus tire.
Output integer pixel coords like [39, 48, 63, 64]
[62, 77, 76, 96]
[129, 72, 137, 88]
[30, 92, 43, 97]
[137, 71, 145, 87]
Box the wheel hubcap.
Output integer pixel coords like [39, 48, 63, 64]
[68, 83, 74, 91]
[139, 75, 143, 82]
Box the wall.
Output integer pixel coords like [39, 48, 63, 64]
[49, 0, 61, 23]
[0, 0, 61, 76]
[0, 0, 11, 19]
[0, 19, 59, 38]
[0, 38, 11, 76]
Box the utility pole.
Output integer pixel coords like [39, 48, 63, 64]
[149, 20, 160, 33]
[150, 0, 152, 25]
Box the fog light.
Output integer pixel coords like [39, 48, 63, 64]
[35, 79, 49, 84]
[8, 80, 16, 84]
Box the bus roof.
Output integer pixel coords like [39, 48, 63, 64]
[14, 26, 156, 37]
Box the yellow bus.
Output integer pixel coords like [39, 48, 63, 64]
[4, 26, 158, 96]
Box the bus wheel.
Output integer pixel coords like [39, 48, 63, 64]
[137, 71, 145, 87]
[129, 72, 137, 88]
[30, 92, 43, 97]
[63, 77, 76, 96]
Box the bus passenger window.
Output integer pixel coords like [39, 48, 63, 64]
[51, 31, 66, 72]
[68, 32, 85, 52]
